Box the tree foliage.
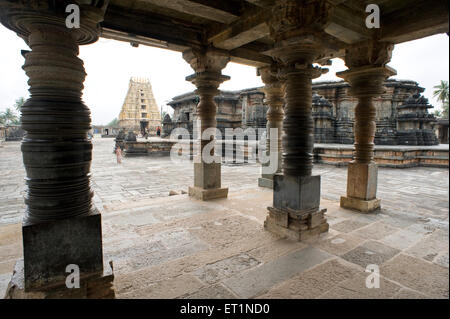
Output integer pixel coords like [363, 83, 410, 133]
[433, 80, 449, 119]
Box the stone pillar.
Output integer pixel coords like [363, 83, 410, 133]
[338, 41, 397, 212]
[263, 0, 332, 241]
[183, 48, 230, 200]
[258, 64, 284, 189]
[0, 1, 114, 298]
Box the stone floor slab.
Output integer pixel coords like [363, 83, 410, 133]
[223, 246, 332, 298]
[341, 240, 401, 268]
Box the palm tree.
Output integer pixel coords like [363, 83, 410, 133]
[14, 97, 26, 112]
[1, 108, 19, 125]
[433, 80, 449, 118]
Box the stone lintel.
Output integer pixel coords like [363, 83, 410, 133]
[188, 186, 228, 201]
[340, 196, 381, 213]
[273, 174, 321, 211]
[5, 259, 115, 299]
[22, 208, 104, 291]
[346, 161, 378, 200]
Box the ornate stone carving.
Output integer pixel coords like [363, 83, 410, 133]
[269, 0, 332, 41]
[344, 40, 394, 69]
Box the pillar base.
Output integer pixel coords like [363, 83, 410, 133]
[22, 208, 104, 290]
[4, 259, 115, 299]
[258, 177, 273, 189]
[188, 186, 228, 201]
[264, 206, 329, 241]
[340, 196, 381, 213]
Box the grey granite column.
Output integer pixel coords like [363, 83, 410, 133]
[338, 41, 397, 212]
[258, 64, 284, 189]
[0, 1, 114, 297]
[263, 0, 331, 241]
[183, 48, 230, 200]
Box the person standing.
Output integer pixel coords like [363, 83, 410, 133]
[115, 146, 123, 164]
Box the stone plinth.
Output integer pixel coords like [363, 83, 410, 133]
[5, 259, 114, 299]
[340, 162, 381, 213]
[190, 156, 228, 200]
[22, 209, 104, 290]
[265, 175, 328, 241]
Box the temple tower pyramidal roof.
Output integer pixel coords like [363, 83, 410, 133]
[119, 77, 161, 134]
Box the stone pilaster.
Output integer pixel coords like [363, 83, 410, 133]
[0, 1, 114, 297]
[183, 48, 230, 200]
[258, 64, 284, 189]
[338, 41, 397, 212]
[263, 0, 332, 241]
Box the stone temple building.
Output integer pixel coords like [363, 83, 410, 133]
[118, 77, 161, 135]
[163, 88, 267, 137]
[164, 79, 439, 145]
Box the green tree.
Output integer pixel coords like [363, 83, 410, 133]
[0, 108, 19, 125]
[107, 117, 119, 127]
[433, 80, 449, 119]
[14, 97, 26, 112]
[161, 111, 167, 121]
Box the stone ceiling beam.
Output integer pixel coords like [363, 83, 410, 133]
[139, 0, 240, 24]
[208, 8, 271, 50]
[102, 5, 203, 50]
[324, 6, 371, 44]
[380, 0, 449, 43]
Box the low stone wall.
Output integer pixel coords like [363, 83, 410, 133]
[314, 144, 449, 168]
[123, 140, 185, 157]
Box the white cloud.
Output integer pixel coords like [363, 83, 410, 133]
[0, 24, 448, 125]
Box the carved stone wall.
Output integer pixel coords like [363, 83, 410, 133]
[164, 79, 439, 146]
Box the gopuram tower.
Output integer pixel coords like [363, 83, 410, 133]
[118, 77, 161, 135]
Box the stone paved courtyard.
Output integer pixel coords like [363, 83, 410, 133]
[0, 137, 448, 298]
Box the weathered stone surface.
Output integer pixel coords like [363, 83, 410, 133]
[223, 246, 332, 298]
[5, 259, 114, 299]
[381, 254, 449, 298]
[273, 175, 321, 211]
[188, 186, 229, 201]
[341, 240, 400, 268]
[319, 273, 402, 299]
[352, 222, 399, 240]
[258, 259, 359, 299]
[346, 162, 378, 200]
[331, 219, 370, 233]
[180, 284, 238, 299]
[340, 196, 381, 213]
[193, 253, 260, 284]
[22, 210, 104, 290]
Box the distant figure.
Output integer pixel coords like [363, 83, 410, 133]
[157, 126, 161, 137]
[115, 146, 122, 164]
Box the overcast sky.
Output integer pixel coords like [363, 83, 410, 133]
[0, 24, 448, 125]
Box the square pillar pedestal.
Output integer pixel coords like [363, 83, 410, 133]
[340, 162, 381, 213]
[4, 208, 115, 299]
[189, 156, 228, 200]
[264, 174, 328, 241]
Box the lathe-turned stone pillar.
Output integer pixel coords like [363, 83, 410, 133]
[338, 41, 397, 212]
[183, 48, 230, 200]
[0, 1, 114, 298]
[263, 0, 332, 241]
[258, 64, 284, 189]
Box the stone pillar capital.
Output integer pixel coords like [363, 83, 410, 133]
[183, 47, 230, 74]
[337, 65, 397, 98]
[0, 0, 107, 45]
[343, 40, 395, 69]
[269, 0, 332, 42]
